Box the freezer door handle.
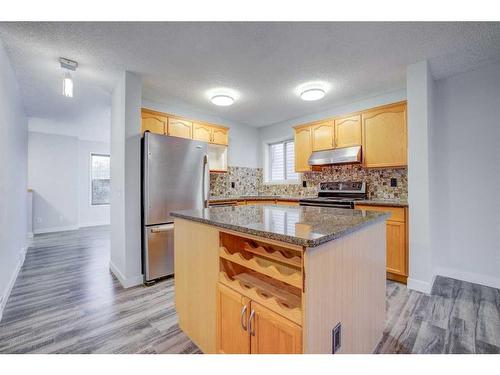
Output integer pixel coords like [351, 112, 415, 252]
[202, 154, 209, 208]
[150, 224, 174, 233]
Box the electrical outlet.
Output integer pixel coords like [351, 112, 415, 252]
[390, 178, 398, 187]
[36, 217, 42, 223]
[332, 323, 342, 354]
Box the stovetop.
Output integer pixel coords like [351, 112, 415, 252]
[299, 181, 367, 207]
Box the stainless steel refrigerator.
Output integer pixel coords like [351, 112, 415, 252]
[142, 132, 209, 282]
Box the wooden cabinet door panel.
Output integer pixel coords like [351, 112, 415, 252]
[141, 113, 167, 135]
[168, 117, 192, 139]
[217, 284, 251, 354]
[386, 221, 407, 276]
[362, 103, 407, 168]
[193, 123, 213, 143]
[311, 121, 334, 151]
[212, 128, 228, 145]
[249, 301, 302, 354]
[335, 114, 361, 148]
[294, 127, 312, 172]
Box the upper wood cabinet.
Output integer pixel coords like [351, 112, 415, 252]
[250, 301, 302, 354]
[335, 114, 361, 148]
[217, 284, 250, 354]
[141, 111, 167, 135]
[168, 117, 192, 139]
[362, 103, 407, 168]
[193, 123, 212, 143]
[311, 121, 335, 151]
[193, 123, 229, 146]
[294, 126, 312, 172]
[212, 127, 229, 146]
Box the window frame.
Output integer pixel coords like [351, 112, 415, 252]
[267, 139, 299, 184]
[89, 153, 111, 206]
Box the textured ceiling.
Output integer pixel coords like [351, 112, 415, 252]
[1, 22, 500, 127]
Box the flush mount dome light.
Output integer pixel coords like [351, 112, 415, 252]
[300, 88, 325, 101]
[211, 95, 234, 106]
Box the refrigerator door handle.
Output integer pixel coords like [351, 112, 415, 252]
[202, 154, 209, 208]
[150, 224, 174, 233]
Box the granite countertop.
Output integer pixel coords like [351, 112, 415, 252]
[209, 195, 305, 202]
[171, 205, 389, 247]
[209, 195, 408, 207]
[356, 199, 408, 207]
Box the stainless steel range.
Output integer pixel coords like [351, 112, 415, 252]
[299, 181, 366, 209]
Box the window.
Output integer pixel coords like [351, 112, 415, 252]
[90, 154, 110, 205]
[268, 140, 298, 182]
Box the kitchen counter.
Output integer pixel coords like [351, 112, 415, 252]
[171, 204, 389, 247]
[209, 195, 408, 207]
[357, 199, 408, 207]
[208, 195, 305, 202]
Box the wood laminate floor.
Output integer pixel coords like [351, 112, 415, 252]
[0, 226, 498, 354]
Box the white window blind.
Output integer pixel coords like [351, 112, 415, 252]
[268, 140, 298, 182]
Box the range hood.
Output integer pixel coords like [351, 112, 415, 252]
[308, 145, 362, 166]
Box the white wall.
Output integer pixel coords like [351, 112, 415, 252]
[142, 99, 261, 168]
[28, 107, 110, 143]
[28, 132, 79, 233]
[27, 131, 110, 233]
[406, 61, 434, 293]
[431, 62, 500, 289]
[0, 40, 28, 320]
[110, 71, 143, 288]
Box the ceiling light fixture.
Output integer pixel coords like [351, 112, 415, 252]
[211, 95, 234, 106]
[300, 88, 326, 101]
[59, 57, 78, 98]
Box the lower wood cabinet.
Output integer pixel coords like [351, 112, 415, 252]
[355, 204, 408, 283]
[217, 284, 250, 354]
[217, 283, 302, 354]
[250, 300, 302, 354]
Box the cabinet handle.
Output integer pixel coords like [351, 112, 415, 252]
[248, 309, 256, 336]
[240, 305, 248, 331]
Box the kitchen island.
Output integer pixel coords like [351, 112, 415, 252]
[171, 204, 389, 354]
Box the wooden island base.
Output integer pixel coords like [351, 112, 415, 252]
[174, 218, 386, 354]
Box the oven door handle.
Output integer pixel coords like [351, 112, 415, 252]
[299, 202, 354, 209]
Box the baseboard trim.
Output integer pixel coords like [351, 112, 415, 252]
[407, 275, 435, 294]
[434, 266, 500, 290]
[33, 225, 79, 234]
[109, 261, 143, 289]
[0, 245, 28, 322]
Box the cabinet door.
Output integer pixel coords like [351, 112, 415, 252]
[386, 220, 407, 277]
[216, 284, 251, 354]
[362, 103, 407, 167]
[193, 123, 213, 143]
[335, 114, 361, 148]
[249, 301, 302, 354]
[212, 127, 229, 145]
[311, 121, 334, 151]
[141, 112, 167, 135]
[294, 127, 312, 172]
[168, 117, 192, 139]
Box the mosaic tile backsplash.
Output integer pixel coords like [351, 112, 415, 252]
[210, 165, 408, 200]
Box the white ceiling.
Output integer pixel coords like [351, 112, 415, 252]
[1, 22, 500, 127]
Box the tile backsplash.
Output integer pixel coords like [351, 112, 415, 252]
[210, 165, 407, 200]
